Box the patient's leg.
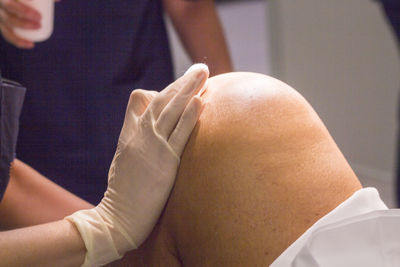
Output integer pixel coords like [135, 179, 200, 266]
[116, 72, 362, 266]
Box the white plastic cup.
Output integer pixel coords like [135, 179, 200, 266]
[13, 0, 54, 42]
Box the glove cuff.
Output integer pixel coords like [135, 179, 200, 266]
[65, 208, 122, 266]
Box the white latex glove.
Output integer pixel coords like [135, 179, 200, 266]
[66, 64, 209, 266]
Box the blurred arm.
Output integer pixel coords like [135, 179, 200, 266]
[0, 219, 86, 267]
[163, 0, 233, 75]
[0, 159, 93, 230]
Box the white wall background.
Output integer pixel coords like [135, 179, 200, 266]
[166, 0, 399, 207]
[268, 0, 399, 207]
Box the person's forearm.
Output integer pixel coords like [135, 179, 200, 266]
[0, 219, 86, 267]
[0, 159, 93, 230]
[164, 0, 233, 76]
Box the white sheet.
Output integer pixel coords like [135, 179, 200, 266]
[270, 187, 388, 266]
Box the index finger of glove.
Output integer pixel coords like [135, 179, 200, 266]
[0, 0, 41, 22]
[155, 66, 208, 140]
[145, 64, 208, 123]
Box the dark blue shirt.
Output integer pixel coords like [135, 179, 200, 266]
[0, 0, 174, 204]
[380, 0, 400, 43]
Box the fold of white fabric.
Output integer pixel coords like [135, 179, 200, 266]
[271, 187, 388, 267]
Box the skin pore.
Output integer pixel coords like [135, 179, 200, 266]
[112, 72, 362, 266]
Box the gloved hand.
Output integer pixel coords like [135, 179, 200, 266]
[66, 64, 209, 266]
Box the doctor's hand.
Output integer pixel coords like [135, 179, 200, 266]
[66, 64, 209, 267]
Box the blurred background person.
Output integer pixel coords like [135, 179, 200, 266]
[0, 0, 232, 205]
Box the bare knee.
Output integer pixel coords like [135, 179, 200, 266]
[126, 72, 362, 266]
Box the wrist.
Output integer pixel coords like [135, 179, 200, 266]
[65, 207, 123, 266]
[94, 201, 137, 254]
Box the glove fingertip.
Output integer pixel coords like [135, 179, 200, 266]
[184, 63, 209, 76]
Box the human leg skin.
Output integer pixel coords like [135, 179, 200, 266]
[112, 72, 362, 266]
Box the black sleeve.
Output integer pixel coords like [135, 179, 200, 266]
[0, 74, 26, 201]
[380, 0, 400, 44]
